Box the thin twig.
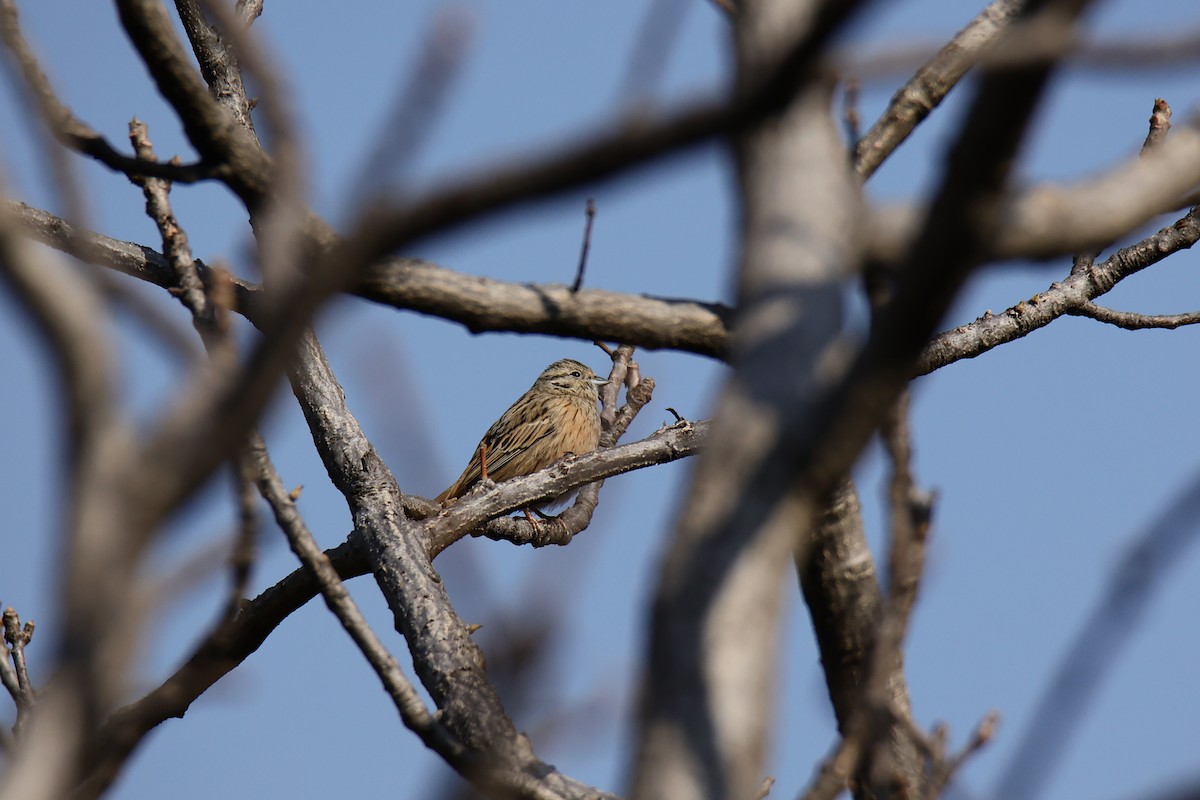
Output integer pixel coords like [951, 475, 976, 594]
[128, 119, 210, 322]
[848, 389, 935, 794]
[1142, 97, 1173, 151]
[0, 644, 19, 701]
[927, 711, 1000, 796]
[880, 391, 934, 632]
[2, 609, 36, 737]
[842, 77, 861, 152]
[1069, 302, 1200, 330]
[571, 198, 597, 293]
[1072, 98, 1172, 275]
[225, 450, 260, 619]
[854, 0, 1025, 179]
[241, 436, 465, 759]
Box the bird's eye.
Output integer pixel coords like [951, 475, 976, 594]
[571, 370, 581, 377]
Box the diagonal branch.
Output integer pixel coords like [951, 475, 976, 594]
[242, 434, 471, 769]
[114, 0, 272, 207]
[173, 0, 259, 136]
[0, 0, 212, 184]
[855, 0, 1026, 179]
[919, 204, 1200, 374]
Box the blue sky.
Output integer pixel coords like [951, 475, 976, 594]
[1, 1, 1199, 798]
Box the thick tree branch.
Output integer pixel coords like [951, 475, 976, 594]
[632, 0, 875, 793]
[637, 4, 1089, 798]
[359, 260, 733, 358]
[286, 331, 616, 799]
[3, 198, 731, 356]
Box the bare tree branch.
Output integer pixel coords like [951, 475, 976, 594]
[1073, 98, 1171, 275]
[802, 0, 1097, 489]
[855, 0, 1026, 179]
[632, 0, 873, 793]
[868, 116, 1200, 265]
[796, 482, 884, 800]
[919, 204, 1200, 375]
[0, 196, 129, 800]
[78, 535, 367, 797]
[2, 610, 36, 739]
[839, 23, 1200, 85]
[0, 0, 212, 185]
[241, 435, 470, 771]
[1069, 302, 1200, 330]
[1, 2, 1197, 799]
[2, 198, 733, 356]
[82, 405, 705, 794]
[656, 4, 1091, 797]
[286, 331, 616, 799]
[359, 259, 733, 358]
[173, 0, 259, 136]
[113, 0, 272, 208]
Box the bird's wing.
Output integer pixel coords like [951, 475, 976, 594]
[480, 413, 557, 480]
[436, 411, 557, 502]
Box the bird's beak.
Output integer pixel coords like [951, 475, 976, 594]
[591, 378, 609, 387]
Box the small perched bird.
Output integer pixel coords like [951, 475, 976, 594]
[435, 358, 607, 504]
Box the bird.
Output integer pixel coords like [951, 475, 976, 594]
[435, 358, 608, 505]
